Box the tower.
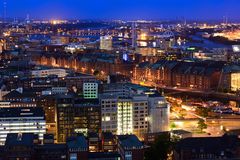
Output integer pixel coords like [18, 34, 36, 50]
[225, 16, 228, 25]
[132, 22, 137, 49]
[3, 0, 7, 23]
[26, 14, 30, 24]
[223, 15, 228, 25]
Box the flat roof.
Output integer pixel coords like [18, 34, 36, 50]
[0, 107, 45, 118]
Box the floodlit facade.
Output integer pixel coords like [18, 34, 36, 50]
[148, 96, 170, 133]
[101, 95, 149, 137]
[117, 98, 133, 135]
[231, 73, 240, 91]
[65, 43, 86, 53]
[0, 39, 6, 54]
[100, 36, 112, 51]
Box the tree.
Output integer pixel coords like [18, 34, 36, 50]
[197, 119, 207, 132]
[179, 109, 187, 118]
[93, 70, 100, 76]
[196, 107, 210, 118]
[170, 123, 177, 130]
[145, 134, 174, 160]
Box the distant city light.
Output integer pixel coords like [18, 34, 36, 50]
[233, 45, 240, 52]
[50, 20, 67, 25]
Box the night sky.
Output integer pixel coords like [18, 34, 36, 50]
[2, 0, 240, 20]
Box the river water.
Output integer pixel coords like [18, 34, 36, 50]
[185, 35, 232, 49]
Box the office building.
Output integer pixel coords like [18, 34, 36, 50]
[148, 95, 170, 133]
[101, 95, 118, 134]
[0, 107, 46, 145]
[65, 75, 97, 92]
[83, 82, 98, 99]
[132, 95, 148, 140]
[100, 36, 112, 51]
[117, 98, 133, 135]
[31, 69, 67, 78]
[101, 92, 169, 139]
[56, 98, 101, 143]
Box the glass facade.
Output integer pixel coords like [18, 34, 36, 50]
[57, 104, 101, 143]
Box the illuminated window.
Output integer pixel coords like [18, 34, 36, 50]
[105, 116, 111, 121]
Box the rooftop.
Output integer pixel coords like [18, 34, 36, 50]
[0, 107, 45, 118]
[117, 135, 143, 149]
[88, 152, 120, 159]
[5, 133, 35, 147]
[175, 135, 240, 154]
[102, 132, 115, 140]
[67, 136, 88, 150]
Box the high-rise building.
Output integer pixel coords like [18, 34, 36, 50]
[117, 98, 133, 135]
[100, 36, 112, 51]
[56, 98, 101, 143]
[101, 95, 135, 135]
[132, 95, 148, 139]
[101, 95, 118, 134]
[83, 82, 98, 99]
[0, 107, 46, 145]
[65, 75, 97, 92]
[132, 22, 137, 49]
[148, 95, 170, 133]
[0, 42, 3, 54]
[0, 39, 6, 54]
[101, 91, 168, 140]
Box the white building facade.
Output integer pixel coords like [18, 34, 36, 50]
[0, 107, 46, 145]
[148, 96, 170, 133]
[101, 93, 169, 139]
[31, 69, 67, 78]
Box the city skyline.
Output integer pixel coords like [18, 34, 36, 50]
[1, 1, 240, 160]
[1, 0, 240, 21]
